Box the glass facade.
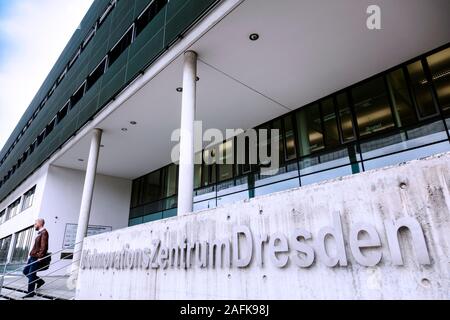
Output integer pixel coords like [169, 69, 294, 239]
[10, 227, 34, 264]
[0, 235, 12, 264]
[128, 45, 450, 226]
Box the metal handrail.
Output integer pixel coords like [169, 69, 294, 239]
[0, 240, 83, 278]
[2, 256, 81, 300]
[0, 240, 84, 299]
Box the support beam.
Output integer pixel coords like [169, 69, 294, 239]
[177, 51, 198, 216]
[68, 128, 102, 287]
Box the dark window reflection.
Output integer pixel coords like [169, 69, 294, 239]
[284, 115, 297, 160]
[352, 77, 395, 136]
[386, 68, 417, 127]
[336, 93, 355, 141]
[321, 98, 340, 147]
[295, 103, 324, 157]
[407, 60, 438, 119]
[427, 48, 450, 115]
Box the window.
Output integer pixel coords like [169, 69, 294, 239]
[386, 68, 417, 127]
[58, 67, 67, 85]
[321, 97, 340, 147]
[7, 198, 21, 220]
[142, 170, 162, 204]
[284, 115, 297, 161]
[68, 48, 81, 70]
[352, 77, 395, 136]
[296, 103, 324, 157]
[10, 227, 34, 264]
[108, 27, 134, 67]
[22, 186, 36, 211]
[0, 236, 12, 264]
[98, 0, 116, 27]
[70, 82, 86, 109]
[407, 60, 439, 119]
[46, 117, 57, 138]
[0, 209, 6, 225]
[271, 119, 285, 167]
[163, 164, 178, 198]
[37, 129, 45, 146]
[57, 102, 70, 123]
[86, 58, 107, 91]
[202, 149, 217, 187]
[82, 26, 96, 50]
[29, 139, 37, 155]
[131, 178, 144, 209]
[218, 140, 234, 182]
[135, 0, 168, 37]
[427, 48, 450, 115]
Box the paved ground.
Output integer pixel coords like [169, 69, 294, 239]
[0, 276, 74, 300]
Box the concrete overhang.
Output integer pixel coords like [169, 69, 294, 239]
[52, 0, 450, 179]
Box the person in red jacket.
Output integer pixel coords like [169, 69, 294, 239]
[22, 218, 49, 298]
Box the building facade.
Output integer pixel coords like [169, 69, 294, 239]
[1, 0, 450, 299]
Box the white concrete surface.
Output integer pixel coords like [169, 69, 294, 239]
[77, 152, 450, 300]
[39, 165, 131, 275]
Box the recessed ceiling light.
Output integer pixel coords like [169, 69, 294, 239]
[130, 121, 137, 125]
[121, 128, 128, 132]
[249, 33, 259, 41]
[176, 87, 183, 93]
[196, 77, 200, 82]
[100, 145, 105, 148]
[78, 159, 84, 162]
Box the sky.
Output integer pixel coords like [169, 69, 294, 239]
[0, 0, 94, 151]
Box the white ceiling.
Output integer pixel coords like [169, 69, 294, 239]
[53, 0, 450, 179]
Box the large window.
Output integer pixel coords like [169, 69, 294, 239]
[0, 235, 11, 264]
[86, 58, 107, 91]
[0, 209, 6, 225]
[70, 82, 86, 109]
[321, 97, 340, 147]
[10, 227, 34, 264]
[142, 170, 162, 204]
[386, 68, 417, 127]
[283, 115, 297, 161]
[7, 198, 21, 220]
[336, 93, 356, 142]
[21, 186, 36, 211]
[129, 45, 450, 227]
[135, 0, 168, 37]
[427, 47, 450, 115]
[407, 60, 439, 119]
[108, 27, 134, 67]
[296, 103, 324, 157]
[352, 77, 395, 136]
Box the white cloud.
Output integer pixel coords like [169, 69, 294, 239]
[0, 0, 94, 150]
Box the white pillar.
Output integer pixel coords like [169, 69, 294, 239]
[177, 51, 197, 216]
[68, 128, 102, 286]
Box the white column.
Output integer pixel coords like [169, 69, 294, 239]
[177, 51, 197, 216]
[68, 128, 102, 286]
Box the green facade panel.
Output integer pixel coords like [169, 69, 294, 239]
[0, 0, 220, 202]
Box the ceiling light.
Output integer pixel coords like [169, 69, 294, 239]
[121, 128, 128, 132]
[130, 121, 137, 125]
[176, 87, 183, 93]
[196, 77, 200, 81]
[249, 33, 259, 41]
[100, 145, 105, 148]
[78, 159, 84, 162]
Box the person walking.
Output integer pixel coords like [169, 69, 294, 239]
[22, 218, 49, 299]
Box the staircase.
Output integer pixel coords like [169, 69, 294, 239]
[0, 244, 82, 300]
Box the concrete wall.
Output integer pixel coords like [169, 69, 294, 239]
[77, 152, 450, 300]
[39, 165, 131, 274]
